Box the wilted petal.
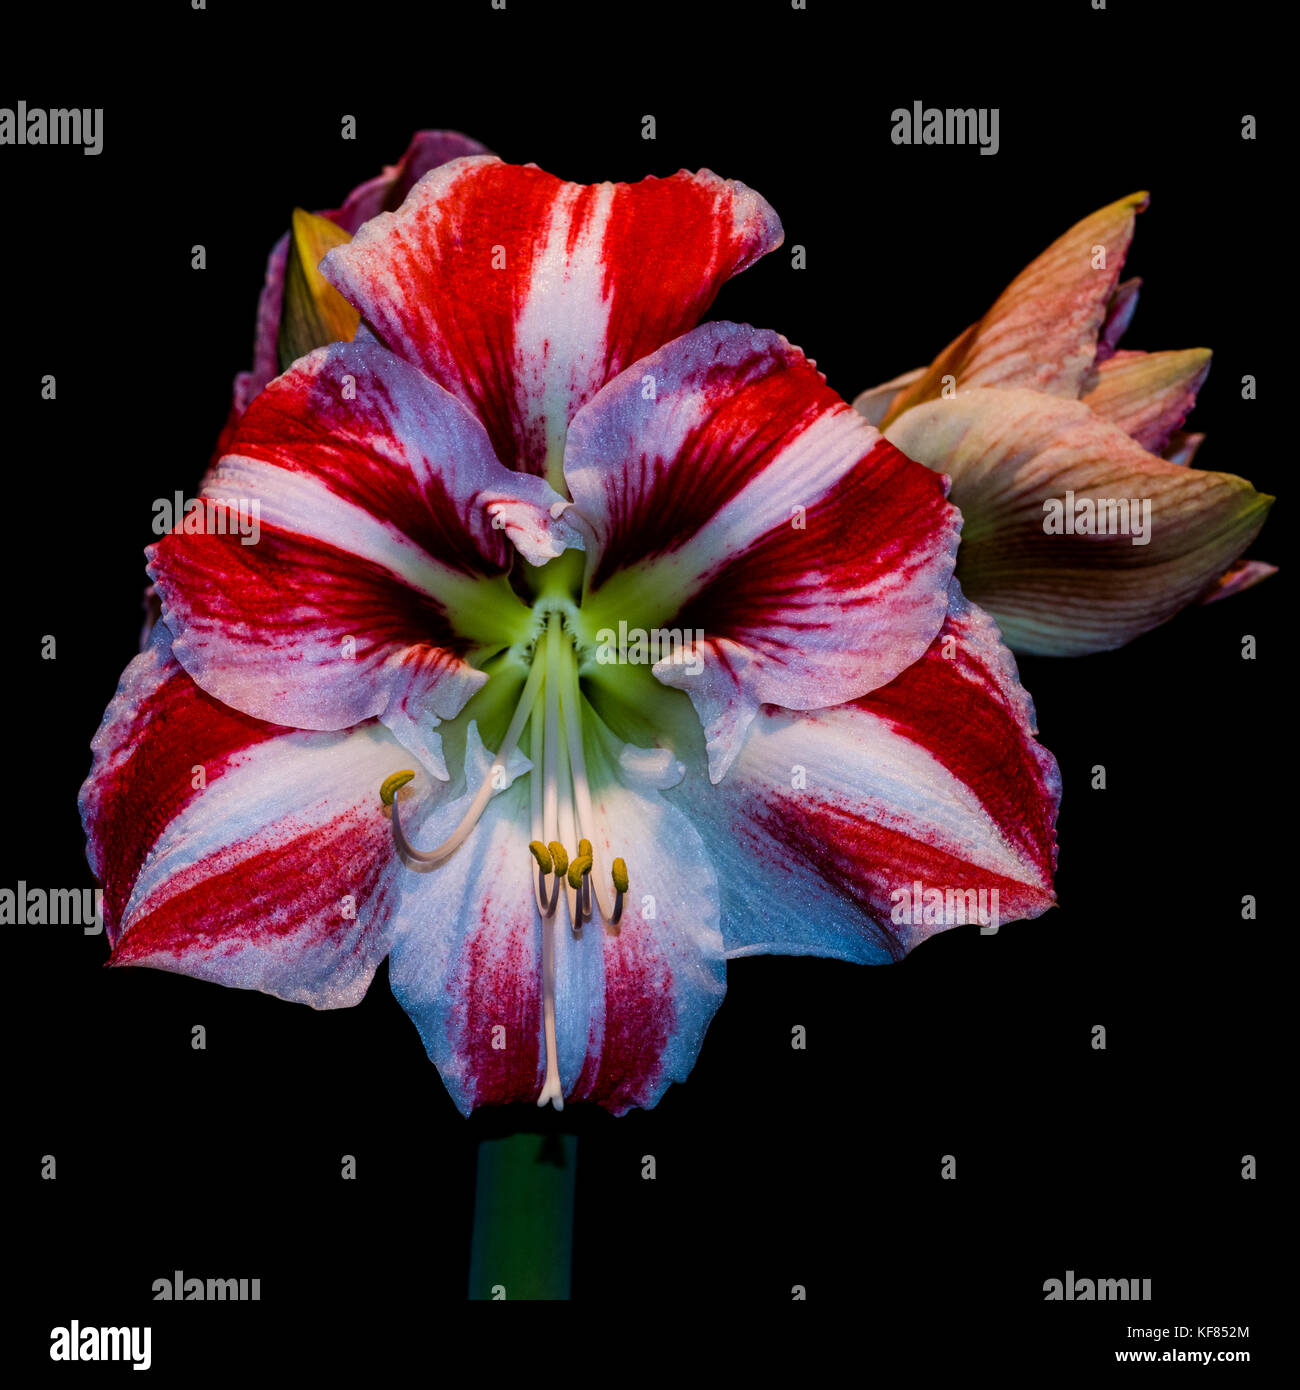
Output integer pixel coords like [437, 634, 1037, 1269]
[886, 387, 1274, 655]
[1082, 347, 1211, 454]
[566, 322, 959, 781]
[79, 625, 404, 1003]
[150, 341, 580, 776]
[882, 191, 1148, 425]
[1198, 558, 1277, 605]
[321, 158, 783, 484]
[1164, 430, 1207, 467]
[667, 583, 1059, 962]
[1096, 276, 1142, 363]
[276, 209, 361, 373]
[331, 129, 491, 229]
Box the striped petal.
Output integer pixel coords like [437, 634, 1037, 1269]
[1082, 347, 1212, 454]
[232, 130, 489, 418]
[886, 388, 1274, 655]
[566, 321, 960, 781]
[881, 191, 1148, 426]
[150, 341, 580, 778]
[320, 157, 783, 486]
[385, 727, 545, 1114]
[385, 717, 725, 1115]
[79, 625, 405, 1004]
[559, 720, 726, 1114]
[666, 583, 1059, 962]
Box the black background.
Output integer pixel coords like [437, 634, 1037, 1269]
[5, 0, 1279, 1371]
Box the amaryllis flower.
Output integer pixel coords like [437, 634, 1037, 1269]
[81, 156, 1061, 1114]
[855, 192, 1275, 655]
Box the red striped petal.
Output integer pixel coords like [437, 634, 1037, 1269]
[568, 322, 960, 781]
[79, 626, 405, 1004]
[151, 341, 578, 774]
[385, 732, 545, 1112]
[669, 583, 1060, 963]
[320, 158, 782, 484]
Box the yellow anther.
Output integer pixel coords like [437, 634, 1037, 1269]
[380, 770, 415, 806]
[611, 858, 629, 894]
[567, 854, 592, 890]
[528, 841, 554, 874]
[578, 838, 593, 860]
[547, 841, 569, 877]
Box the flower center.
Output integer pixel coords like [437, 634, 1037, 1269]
[379, 609, 627, 1112]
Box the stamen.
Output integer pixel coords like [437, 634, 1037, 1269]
[381, 647, 546, 866]
[528, 841, 553, 874]
[380, 770, 415, 806]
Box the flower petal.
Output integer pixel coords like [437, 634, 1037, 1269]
[567, 321, 960, 781]
[320, 158, 783, 485]
[1081, 347, 1211, 454]
[886, 387, 1274, 655]
[1164, 431, 1206, 467]
[388, 704, 727, 1115]
[559, 720, 726, 1114]
[881, 191, 1148, 425]
[275, 209, 360, 373]
[1198, 558, 1277, 605]
[150, 341, 579, 776]
[331, 130, 491, 230]
[666, 582, 1059, 962]
[851, 365, 925, 427]
[79, 624, 404, 1004]
[1096, 276, 1141, 362]
[233, 130, 488, 417]
[385, 728, 546, 1114]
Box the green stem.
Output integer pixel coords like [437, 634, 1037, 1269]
[468, 1132, 577, 1300]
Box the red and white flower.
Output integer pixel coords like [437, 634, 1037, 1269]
[82, 155, 1061, 1114]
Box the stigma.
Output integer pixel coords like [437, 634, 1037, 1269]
[377, 609, 629, 1112]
